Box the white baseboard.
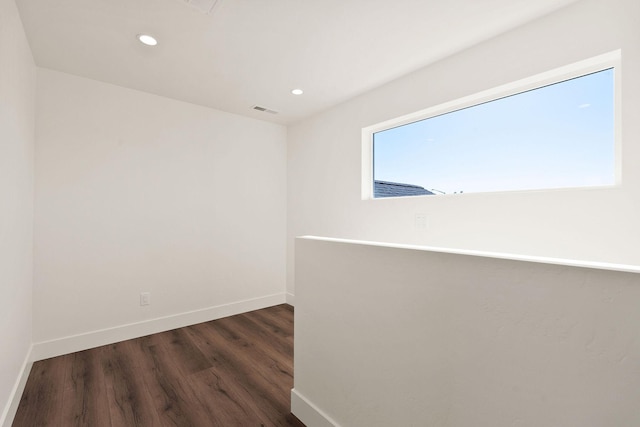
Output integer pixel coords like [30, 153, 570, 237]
[286, 292, 295, 306]
[1, 345, 33, 427]
[32, 293, 286, 361]
[291, 388, 339, 427]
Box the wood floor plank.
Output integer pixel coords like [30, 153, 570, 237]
[184, 322, 281, 407]
[157, 328, 213, 375]
[13, 304, 303, 427]
[215, 314, 293, 384]
[13, 355, 70, 426]
[246, 306, 294, 339]
[231, 313, 293, 364]
[61, 347, 111, 427]
[102, 341, 163, 426]
[131, 333, 219, 426]
[233, 312, 292, 369]
[184, 367, 265, 426]
[185, 319, 294, 426]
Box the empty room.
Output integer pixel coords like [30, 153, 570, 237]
[2, 0, 639, 426]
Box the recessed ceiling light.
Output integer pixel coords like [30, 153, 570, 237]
[291, 89, 303, 95]
[137, 34, 158, 46]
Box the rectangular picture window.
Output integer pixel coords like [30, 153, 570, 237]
[371, 67, 616, 198]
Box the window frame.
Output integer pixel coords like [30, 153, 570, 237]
[361, 50, 622, 200]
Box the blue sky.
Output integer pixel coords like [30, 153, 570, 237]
[373, 68, 615, 195]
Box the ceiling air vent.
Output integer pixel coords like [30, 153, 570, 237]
[179, 0, 220, 14]
[252, 105, 279, 115]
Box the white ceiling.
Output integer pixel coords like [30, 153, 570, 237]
[16, 0, 579, 124]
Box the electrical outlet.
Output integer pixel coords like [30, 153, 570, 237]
[415, 213, 429, 229]
[140, 292, 151, 306]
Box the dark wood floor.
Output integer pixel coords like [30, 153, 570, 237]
[13, 304, 304, 427]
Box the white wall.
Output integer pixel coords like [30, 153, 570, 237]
[293, 237, 640, 426]
[34, 69, 287, 353]
[0, 0, 35, 424]
[287, 0, 640, 296]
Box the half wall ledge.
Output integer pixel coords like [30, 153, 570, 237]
[292, 235, 640, 426]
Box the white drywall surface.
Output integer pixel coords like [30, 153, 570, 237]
[34, 69, 287, 344]
[294, 236, 640, 426]
[0, 0, 35, 423]
[287, 0, 640, 296]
